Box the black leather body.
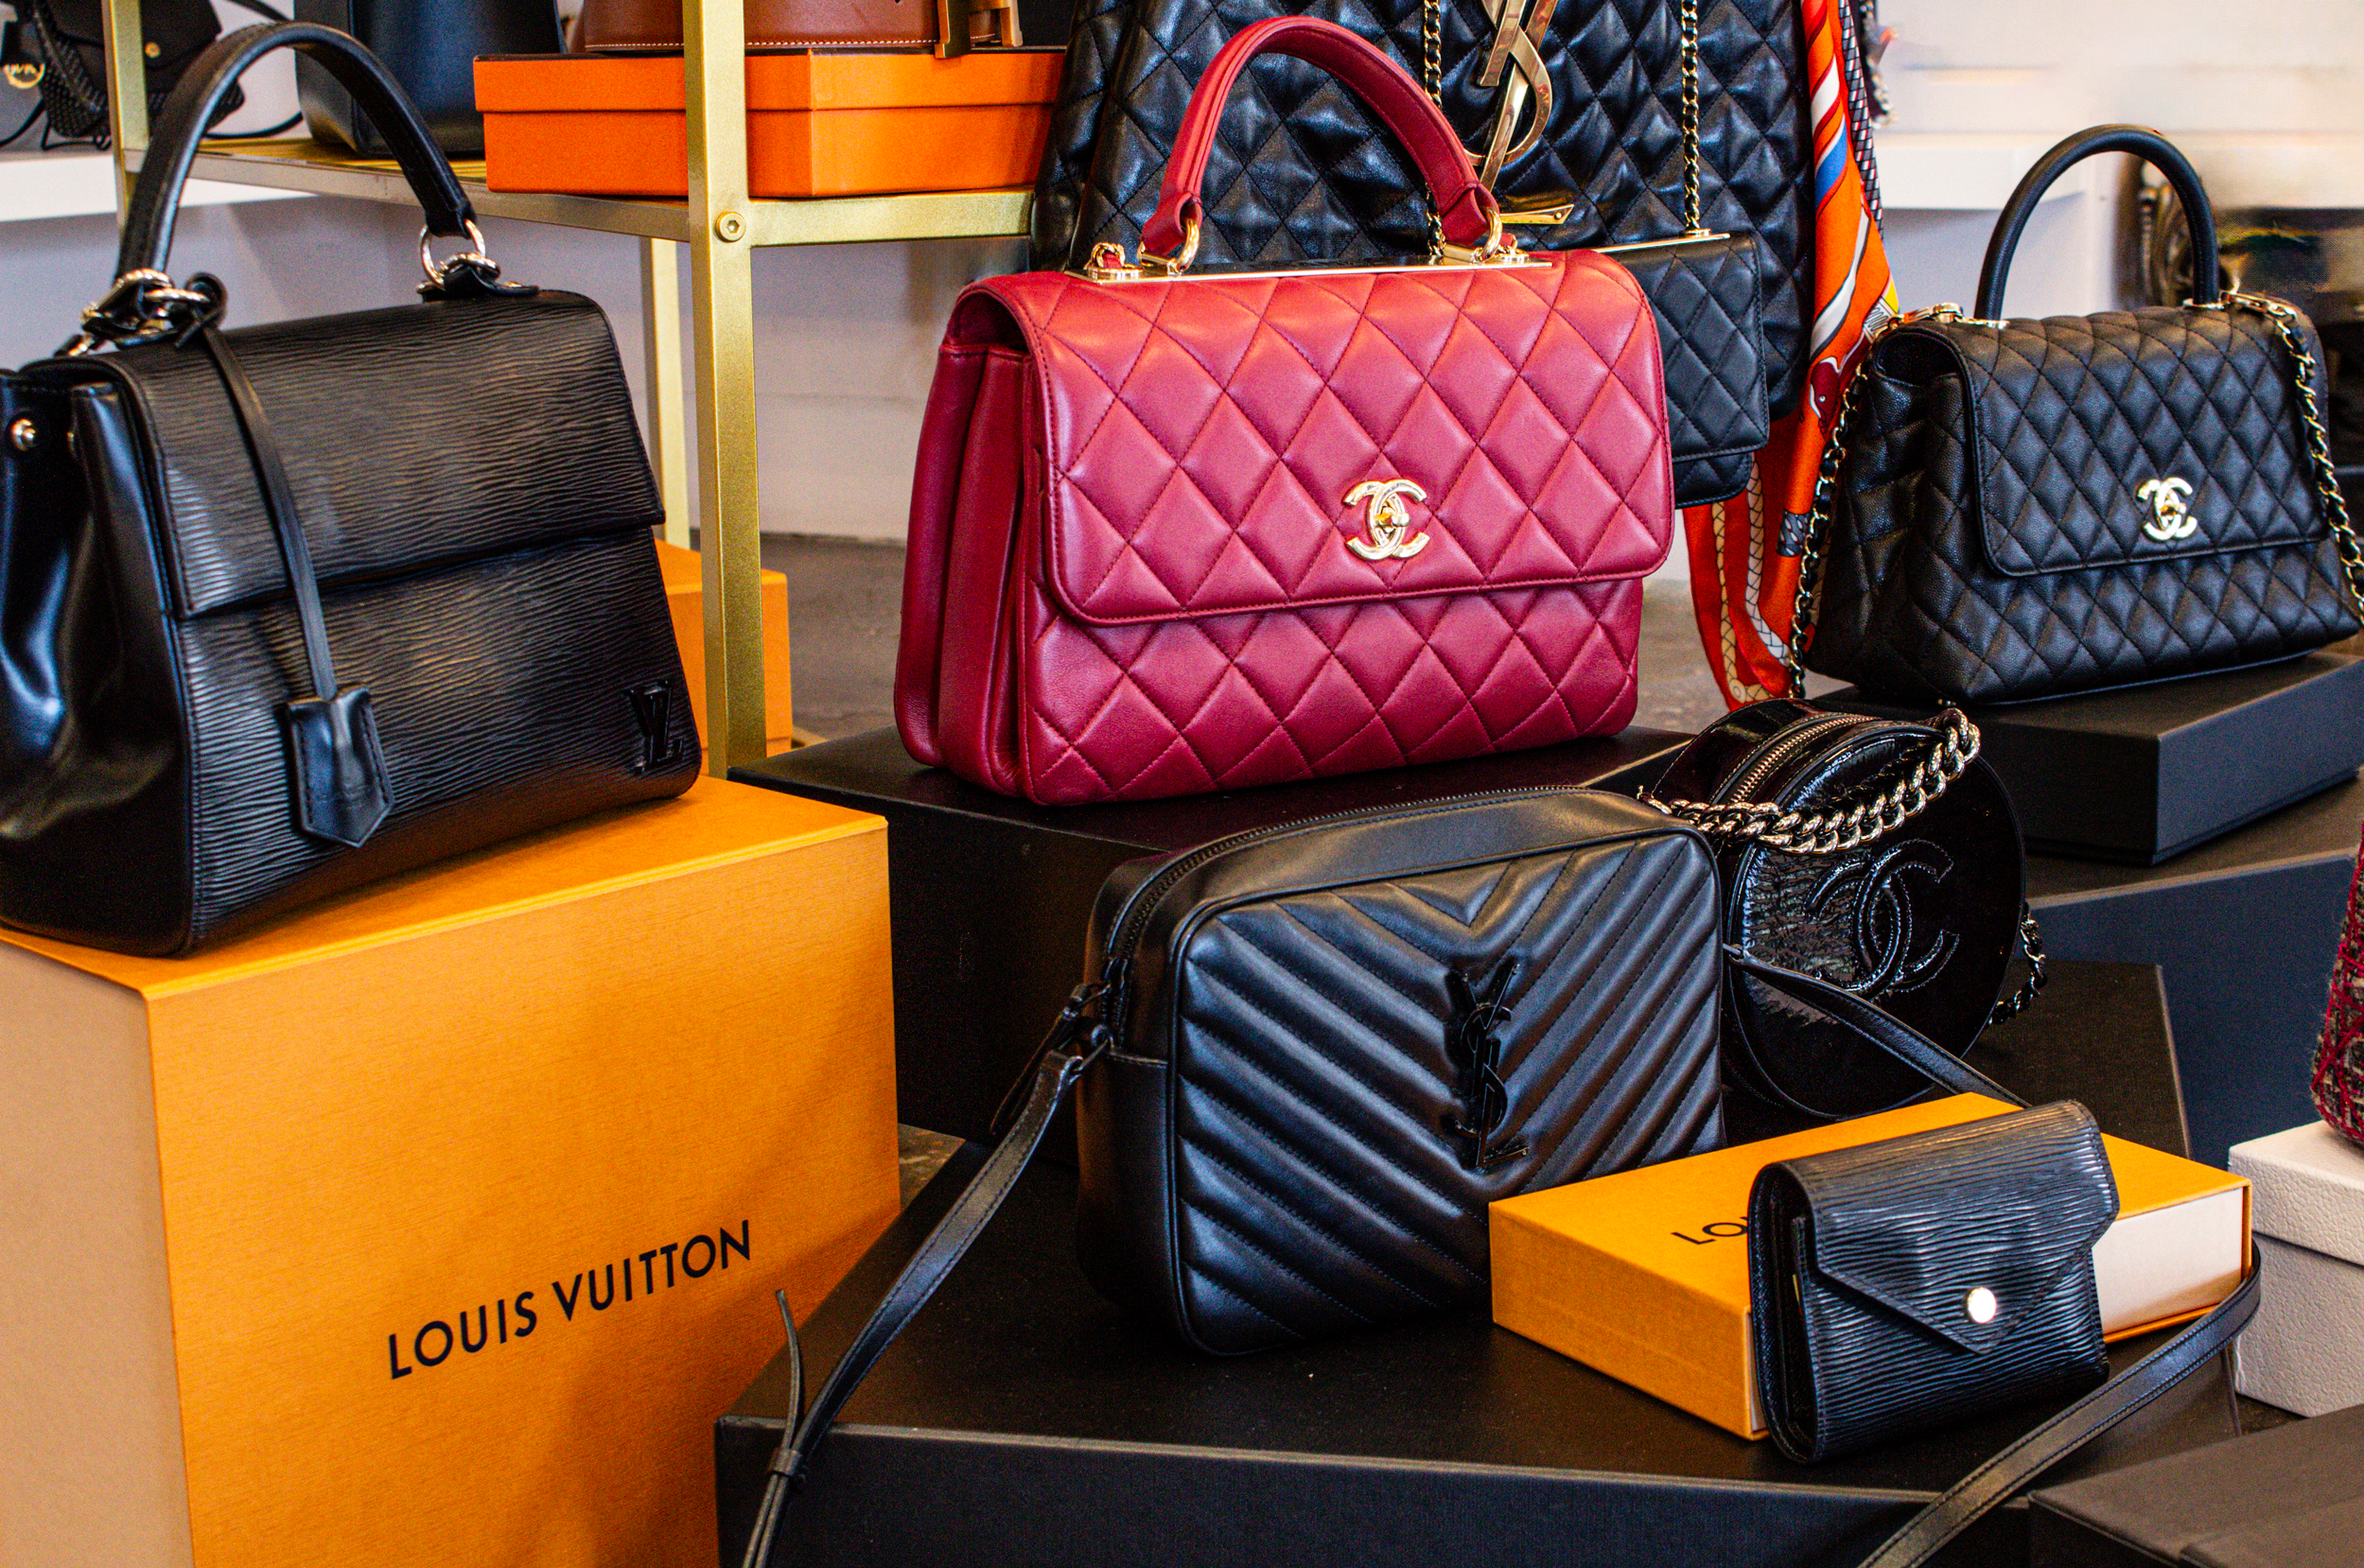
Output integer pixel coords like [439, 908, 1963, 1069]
[1611, 231, 1771, 503]
[26, 0, 238, 141]
[1808, 306, 2364, 705]
[0, 291, 698, 954]
[1649, 701, 2023, 1123]
[1072, 790, 1725, 1355]
[1749, 1101, 2115, 1464]
[1029, 0, 1806, 497]
[293, 0, 562, 156]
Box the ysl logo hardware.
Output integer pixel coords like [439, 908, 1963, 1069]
[1343, 479, 1432, 562]
[1807, 842, 1959, 998]
[2136, 477, 2199, 543]
[1469, 0, 1560, 184]
[1444, 960, 1530, 1174]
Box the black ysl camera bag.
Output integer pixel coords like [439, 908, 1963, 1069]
[0, 24, 697, 955]
[1793, 124, 2363, 706]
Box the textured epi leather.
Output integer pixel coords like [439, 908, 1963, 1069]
[900, 246, 1672, 805]
[1750, 1102, 2115, 1464]
[1029, 0, 1811, 420]
[1808, 303, 2361, 706]
[1075, 790, 1724, 1355]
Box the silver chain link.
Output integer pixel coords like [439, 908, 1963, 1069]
[1638, 707, 1982, 854]
[1987, 907, 2047, 1028]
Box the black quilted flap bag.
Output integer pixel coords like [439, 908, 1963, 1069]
[1795, 125, 2363, 706]
[1749, 1100, 2117, 1464]
[0, 25, 696, 955]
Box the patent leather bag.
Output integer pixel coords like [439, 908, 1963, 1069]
[1032, 0, 1801, 505]
[1743, 1069, 2260, 1568]
[1795, 124, 2364, 706]
[0, 24, 698, 956]
[1641, 699, 2042, 1124]
[897, 18, 1675, 806]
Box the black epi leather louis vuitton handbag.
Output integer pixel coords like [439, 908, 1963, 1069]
[1033, 0, 1798, 506]
[0, 23, 698, 957]
[1793, 124, 2364, 706]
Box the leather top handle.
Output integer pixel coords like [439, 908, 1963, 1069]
[1140, 17, 1501, 263]
[119, 21, 476, 280]
[1975, 125, 2217, 319]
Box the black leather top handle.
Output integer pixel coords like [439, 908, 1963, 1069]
[119, 21, 476, 280]
[1976, 125, 2218, 319]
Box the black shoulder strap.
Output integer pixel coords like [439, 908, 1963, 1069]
[738, 958, 2257, 1568]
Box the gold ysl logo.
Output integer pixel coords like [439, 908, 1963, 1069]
[1344, 479, 1432, 562]
[2136, 477, 2199, 543]
[1470, 0, 1560, 184]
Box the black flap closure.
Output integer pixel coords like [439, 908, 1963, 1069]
[85, 291, 658, 618]
[1896, 305, 2329, 581]
[1792, 1101, 2117, 1355]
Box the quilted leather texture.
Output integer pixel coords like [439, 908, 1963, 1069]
[1750, 1102, 2114, 1462]
[1615, 231, 1770, 499]
[1808, 308, 2364, 706]
[1030, 0, 1812, 419]
[0, 293, 697, 955]
[1073, 795, 1723, 1355]
[901, 249, 1672, 804]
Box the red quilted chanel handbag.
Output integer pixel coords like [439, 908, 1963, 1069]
[893, 16, 1672, 805]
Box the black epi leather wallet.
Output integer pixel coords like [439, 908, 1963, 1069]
[1748, 1101, 2119, 1464]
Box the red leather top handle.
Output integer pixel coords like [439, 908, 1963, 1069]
[1140, 18, 1498, 260]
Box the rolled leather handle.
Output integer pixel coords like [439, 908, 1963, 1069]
[1975, 124, 2217, 319]
[1140, 17, 1498, 260]
[119, 22, 477, 280]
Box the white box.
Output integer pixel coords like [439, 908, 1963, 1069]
[2227, 1120, 2364, 1416]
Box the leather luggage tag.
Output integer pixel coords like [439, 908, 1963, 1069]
[1748, 1101, 2117, 1463]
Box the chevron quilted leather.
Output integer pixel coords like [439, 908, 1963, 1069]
[1808, 305, 2362, 706]
[1073, 788, 1724, 1354]
[902, 23, 1675, 808]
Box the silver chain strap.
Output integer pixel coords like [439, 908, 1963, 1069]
[1638, 707, 1982, 854]
[1987, 908, 2047, 1028]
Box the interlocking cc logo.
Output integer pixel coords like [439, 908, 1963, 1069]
[1469, 0, 1560, 183]
[1343, 479, 1431, 562]
[1444, 960, 1530, 1174]
[1807, 842, 1959, 998]
[2137, 477, 2199, 543]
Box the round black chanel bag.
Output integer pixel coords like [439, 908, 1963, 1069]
[1642, 700, 2042, 1123]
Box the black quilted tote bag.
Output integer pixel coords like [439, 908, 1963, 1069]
[0, 24, 698, 955]
[1794, 125, 2364, 706]
[1031, 0, 1808, 504]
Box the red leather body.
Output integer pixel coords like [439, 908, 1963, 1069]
[896, 250, 1673, 805]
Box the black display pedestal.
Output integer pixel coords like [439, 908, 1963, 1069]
[1823, 653, 2364, 865]
[715, 964, 2234, 1568]
[733, 730, 1686, 1142]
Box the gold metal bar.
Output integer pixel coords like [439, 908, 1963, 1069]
[683, 0, 773, 772]
[739, 187, 1033, 247]
[639, 238, 694, 549]
[103, 0, 149, 213]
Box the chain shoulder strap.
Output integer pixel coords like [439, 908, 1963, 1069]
[2218, 289, 2364, 609]
[1639, 707, 1981, 855]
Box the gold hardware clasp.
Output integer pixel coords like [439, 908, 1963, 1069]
[2137, 477, 2199, 543]
[1344, 479, 1432, 562]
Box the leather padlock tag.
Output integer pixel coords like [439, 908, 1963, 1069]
[282, 686, 392, 848]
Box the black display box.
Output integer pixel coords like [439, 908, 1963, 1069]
[734, 729, 1687, 1142]
[715, 964, 2237, 1568]
[1825, 653, 2364, 865]
[2029, 1402, 2364, 1567]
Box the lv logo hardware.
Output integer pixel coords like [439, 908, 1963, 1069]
[2136, 477, 2199, 543]
[1444, 960, 1530, 1173]
[1469, 0, 1559, 184]
[1808, 842, 1959, 998]
[1343, 479, 1432, 562]
[628, 682, 688, 773]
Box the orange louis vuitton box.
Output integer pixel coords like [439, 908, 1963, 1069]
[0, 780, 898, 1568]
[476, 49, 1061, 199]
[656, 540, 798, 757]
[1491, 1095, 2251, 1440]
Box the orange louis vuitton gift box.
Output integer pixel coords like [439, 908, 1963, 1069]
[0, 780, 898, 1568]
[1492, 1095, 2251, 1441]
[476, 49, 1061, 200]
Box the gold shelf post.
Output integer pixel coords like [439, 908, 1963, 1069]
[682, 0, 772, 773]
[102, 0, 149, 212]
[639, 238, 694, 551]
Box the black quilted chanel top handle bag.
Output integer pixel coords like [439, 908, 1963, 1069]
[0, 23, 698, 956]
[1794, 124, 2362, 706]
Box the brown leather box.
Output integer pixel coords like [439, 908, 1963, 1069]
[475, 48, 1060, 200]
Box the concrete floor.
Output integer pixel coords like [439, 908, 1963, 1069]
[762, 534, 1740, 744]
